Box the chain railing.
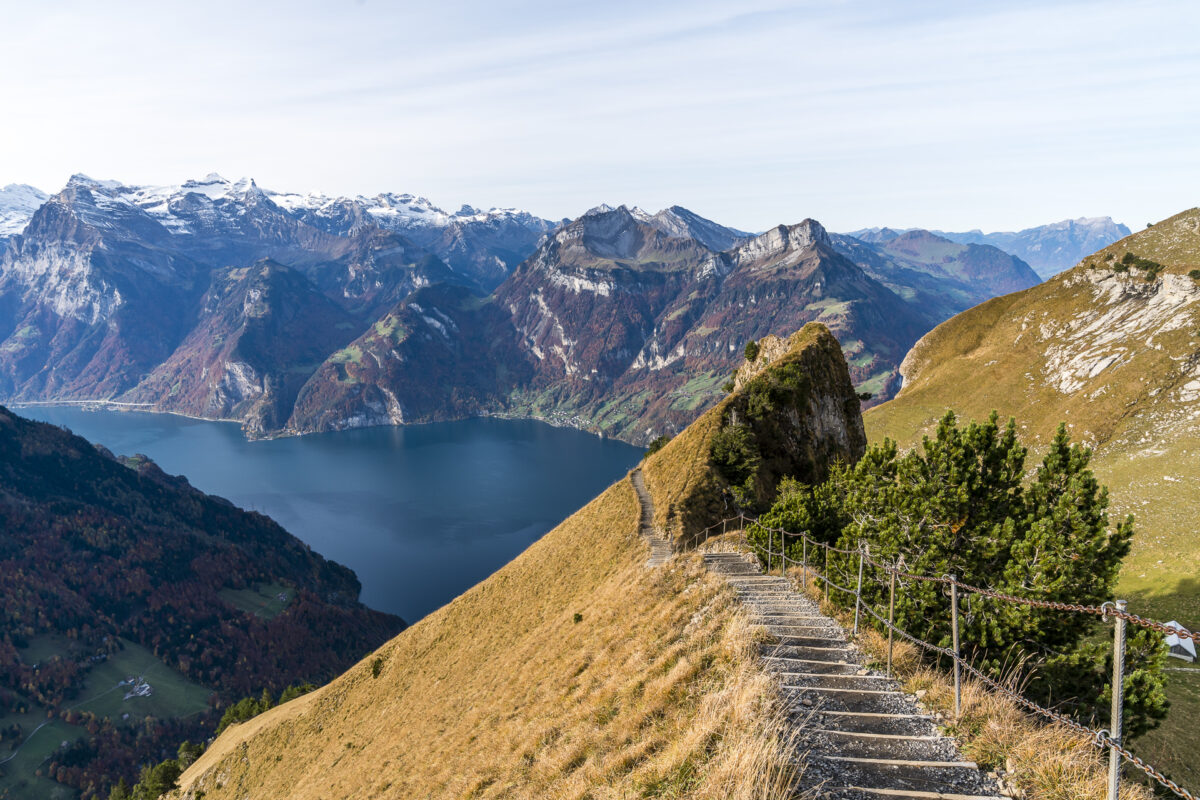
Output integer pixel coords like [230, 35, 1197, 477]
[701, 513, 1197, 800]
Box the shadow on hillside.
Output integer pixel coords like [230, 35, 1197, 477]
[1125, 576, 1200, 630]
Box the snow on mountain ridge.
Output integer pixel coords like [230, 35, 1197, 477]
[0, 184, 49, 237]
[268, 187, 544, 230]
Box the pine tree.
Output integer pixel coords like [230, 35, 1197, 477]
[756, 412, 1168, 738]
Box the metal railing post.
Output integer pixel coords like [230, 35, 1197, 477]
[853, 547, 865, 637]
[823, 546, 829, 603]
[767, 527, 773, 574]
[887, 568, 896, 678]
[802, 537, 808, 590]
[1108, 599, 1127, 800]
[950, 574, 961, 720]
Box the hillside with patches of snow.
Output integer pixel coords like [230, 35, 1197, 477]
[0, 183, 48, 240]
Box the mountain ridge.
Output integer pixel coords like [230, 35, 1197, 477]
[1, 174, 1058, 445]
[848, 216, 1132, 278]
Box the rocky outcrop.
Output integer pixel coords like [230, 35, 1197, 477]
[643, 323, 866, 546]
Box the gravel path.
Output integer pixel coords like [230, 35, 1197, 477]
[630, 468, 672, 567]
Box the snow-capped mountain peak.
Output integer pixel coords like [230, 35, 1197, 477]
[0, 183, 49, 238]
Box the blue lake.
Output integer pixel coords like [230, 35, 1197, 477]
[16, 408, 642, 623]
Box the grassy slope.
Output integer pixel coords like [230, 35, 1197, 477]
[169, 325, 871, 800]
[172, 482, 790, 800]
[863, 207, 1200, 792]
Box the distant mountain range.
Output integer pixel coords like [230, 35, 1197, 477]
[0, 173, 1078, 442]
[849, 217, 1132, 279]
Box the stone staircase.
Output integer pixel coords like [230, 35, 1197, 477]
[702, 551, 1006, 800]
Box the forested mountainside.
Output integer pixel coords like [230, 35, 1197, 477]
[863, 207, 1200, 789]
[168, 323, 864, 800]
[0, 175, 1037, 444]
[0, 406, 402, 800]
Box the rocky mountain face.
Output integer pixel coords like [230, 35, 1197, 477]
[0, 178, 208, 400]
[640, 204, 752, 252]
[0, 175, 504, 409]
[288, 283, 535, 432]
[268, 189, 559, 291]
[850, 217, 1132, 279]
[126, 260, 363, 435]
[281, 207, 930, 443]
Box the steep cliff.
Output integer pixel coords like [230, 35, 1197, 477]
[127, 260, 363, 435]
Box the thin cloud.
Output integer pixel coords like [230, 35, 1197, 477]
[0, 0, 1196, 231]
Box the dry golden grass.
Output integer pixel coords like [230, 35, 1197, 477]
[171, 479, 799, 800]
[641, 383, 728, 541]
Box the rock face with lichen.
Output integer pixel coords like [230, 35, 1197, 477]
[642, 322, 866, 546]
[728, 328, 867, 495]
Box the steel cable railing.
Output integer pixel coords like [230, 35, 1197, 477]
[701, 511, 1197, 800]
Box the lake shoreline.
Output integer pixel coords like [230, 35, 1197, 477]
[15, 406, 641, 622]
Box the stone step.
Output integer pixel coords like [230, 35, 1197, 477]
[762, 657, 862, 675]
[812, 710, 939, 737]
[782, 686, 908, 715]
[806, 729, 959, 763]
[764, 626, 839, 635]
[762, 644, 857, 662]
[833, 786, 1006, 800]
[777, 672, 897, 691]
[765, 635, 848, 648]
[811, 756, 999, 799]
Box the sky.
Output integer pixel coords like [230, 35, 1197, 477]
[1, 0, 1197, 232]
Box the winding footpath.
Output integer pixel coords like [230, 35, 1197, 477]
[630, 469, 672, 567]
[630, 474, 1004, 800]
